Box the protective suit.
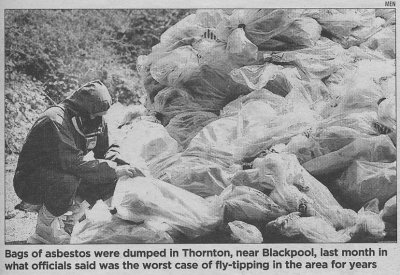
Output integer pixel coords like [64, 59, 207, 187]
[14, 80, 121, 216]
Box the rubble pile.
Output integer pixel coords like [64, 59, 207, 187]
[72, 9, 396, 244]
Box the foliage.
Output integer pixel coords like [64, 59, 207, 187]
[5, 73, 48, 153]
[5, 9, 191, 104]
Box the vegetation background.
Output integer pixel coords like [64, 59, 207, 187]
[4, 9, 190, 243]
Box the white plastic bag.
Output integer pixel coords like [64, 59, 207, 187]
[263, 38, 351, 79]
[266, 212, 352, 243]
[70, 201, 173, 244]
[377, 96, 396, 132]
[303, 9, 376, 47]
[216, 9, 300, 50]
[166, 111, 218, 148]
[303, 135, 396, 176]
[220, 185, 287, 224]
[337, 161, 396, 210]
[117, 120, 179, 166]
[226, 28, 258, 66]
[112, 177, 224, 239]
[380, 196, 396, 224]
[228, 221, 263, 243]
[254, 153, 358, 229]
[150, 46, 200, 87]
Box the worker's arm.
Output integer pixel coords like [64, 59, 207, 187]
[49, 118, 119, 185]
[93, 121, 130, 165]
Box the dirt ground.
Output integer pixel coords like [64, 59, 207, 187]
[5, 153, 36, 244]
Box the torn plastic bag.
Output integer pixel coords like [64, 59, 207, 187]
[265, 212, 352, 243]
[362, 26, 395, 59]
[228, 221, 263, 243]
[220, 185, 287, 224]
[70, 200, 173, 244]
[380, 196, 396, 224]
[303, 135, 396, 177]
[165, 111, 218, 149]
[117, 120, 179, 165]
[336, 161, 396, 210]
[112, 177, 224, 239]
[263, 38, 351, 79]
[254, 153, 358, 229]
[226, 28, 258, 66]
[216, 9, 296, 49]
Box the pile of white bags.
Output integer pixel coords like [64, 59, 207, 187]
[73, 9, 395, 243]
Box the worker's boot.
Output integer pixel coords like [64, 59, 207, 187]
[27, 205, 71, 244]
[63, 200, 90, 235]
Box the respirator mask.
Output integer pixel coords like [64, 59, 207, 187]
[72, 115, 103, 150]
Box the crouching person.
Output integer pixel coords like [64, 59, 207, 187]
[13, 80, 140, 244]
